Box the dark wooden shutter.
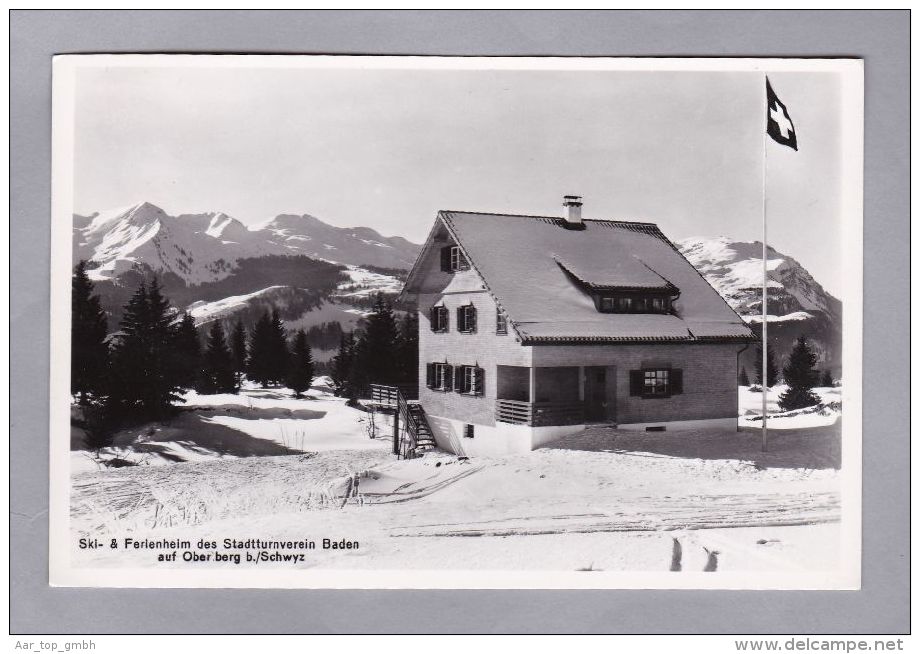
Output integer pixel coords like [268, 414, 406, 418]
[441, 306, 448, 332]
[670, 369, 683, 395]
[469, 305, 477, 332]
[426, 363, 435, 388]
[440, 246, 451, 271]
[429, 306, 438, 332]
[629, 370, 644, 396]
[474, 367, 485, 396]
[444, 364, 454, 391]
[456, 306, 464, 332]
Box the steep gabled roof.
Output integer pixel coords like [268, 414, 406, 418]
[403, 210, 753, 344]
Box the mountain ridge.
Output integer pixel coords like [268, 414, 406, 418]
[73, 201, 420, 284]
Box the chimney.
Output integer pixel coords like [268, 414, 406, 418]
[563, 195, 583, 224]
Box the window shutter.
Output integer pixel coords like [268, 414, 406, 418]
[475, 367, 485, 396]
[629, 370, 644, 396]
[456, 306, 463, 332]
[469, 306, 477, 332]
[441, 306, 449, 332]
[444, 364, 454, 391]
[440, 246, 451, 272]
[429, 306, 438, 332]
[670, 369, 683, 395]
[426, 363, 435, 388]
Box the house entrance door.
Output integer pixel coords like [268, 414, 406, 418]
[584, 366, 607, 422]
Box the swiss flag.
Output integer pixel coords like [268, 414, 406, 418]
[766, 77, 797, 151]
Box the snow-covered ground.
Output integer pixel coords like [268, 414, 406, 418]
[738, 384, 842, 430]
[70, 384, 842, 573]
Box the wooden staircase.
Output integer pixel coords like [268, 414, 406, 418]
[369, 384, 435, 459]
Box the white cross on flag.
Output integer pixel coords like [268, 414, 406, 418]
[766, 77, 797, 151]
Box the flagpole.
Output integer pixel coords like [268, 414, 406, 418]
[761, 74, 769, 453]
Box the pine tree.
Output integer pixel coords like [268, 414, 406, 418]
[287, 329, 315, 398]
[71, 261, 109, 404]
[821, 370, 834, 387]
[201, 322, 236, 394]
[351, 294, 400, 394]
[779, 336, 821, 411]
[739, 366, 750, 387]
[108, 277, 184, 422]
[330, 332, 355, 398]
[247, 310, 287, 387]
[171, 313, 201, 390]
[396, 311, 419, 387]
[247, 311, 275, 388]
[268, 309, 289, 386]
[81, 398, 118, 452]
[230, 320, 247, 390]
[754, 344, 779, 388]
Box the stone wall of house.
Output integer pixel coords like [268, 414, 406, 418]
[417, 287, 530, 428]
[530, 342, 745, 424]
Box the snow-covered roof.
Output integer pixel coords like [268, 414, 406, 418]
[403, 211, 754, 344]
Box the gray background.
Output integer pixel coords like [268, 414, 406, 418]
[10, 10, 909, 634]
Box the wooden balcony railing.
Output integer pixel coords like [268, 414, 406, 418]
[495, 399, 584, 427]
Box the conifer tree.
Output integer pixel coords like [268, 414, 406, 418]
[779, 335, 821, 411]
[201, 321, 237, 394]
[754, 344, 779, 388]
[71, 261, 109, 404]
[247, 311, 275, 388]
[396, 311, 419, 387]
[821, 370, 834, 387]
[739, 366, 750, 387]
[108, 277, 184, 421]
[330, 332, 355, 398]
[287, 329, 315, 398]
[351, 294, 400, 393]
[268, 309, 289, 385]
[230, 320, 247, 389]
[171, 313, 201, 390]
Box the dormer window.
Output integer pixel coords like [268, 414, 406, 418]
[597, 293, 672, 314]
[441, 245, 470, 272]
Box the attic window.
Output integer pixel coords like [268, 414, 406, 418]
[441, 245, 470, 272]
[597, 294, 672, 314]
[496, 308, 508, 335]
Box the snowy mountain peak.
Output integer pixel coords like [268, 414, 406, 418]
[676, 236, 841, 374]
[74, 204, 421, 284]
[676, 236, 839, 318]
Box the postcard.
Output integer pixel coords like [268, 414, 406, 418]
[50, 55, 863, 589]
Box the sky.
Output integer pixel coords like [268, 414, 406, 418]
[73, 63, 846, 296]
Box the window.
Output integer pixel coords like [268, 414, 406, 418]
[463, 424, 475, 439]
[440, 245, 470, 272]
[496, 307, 508, 334]
[454, 365, 485, 396]
[426, 362, 454, 391]
[597, 294, 671, 314]
[629, 368, 683, 398]
[457, 304, 477, 333]
[430, 305, 449, 332]
[644, 369, 670, 396]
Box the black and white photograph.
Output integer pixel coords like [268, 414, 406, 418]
[48, 55, 863, 589]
